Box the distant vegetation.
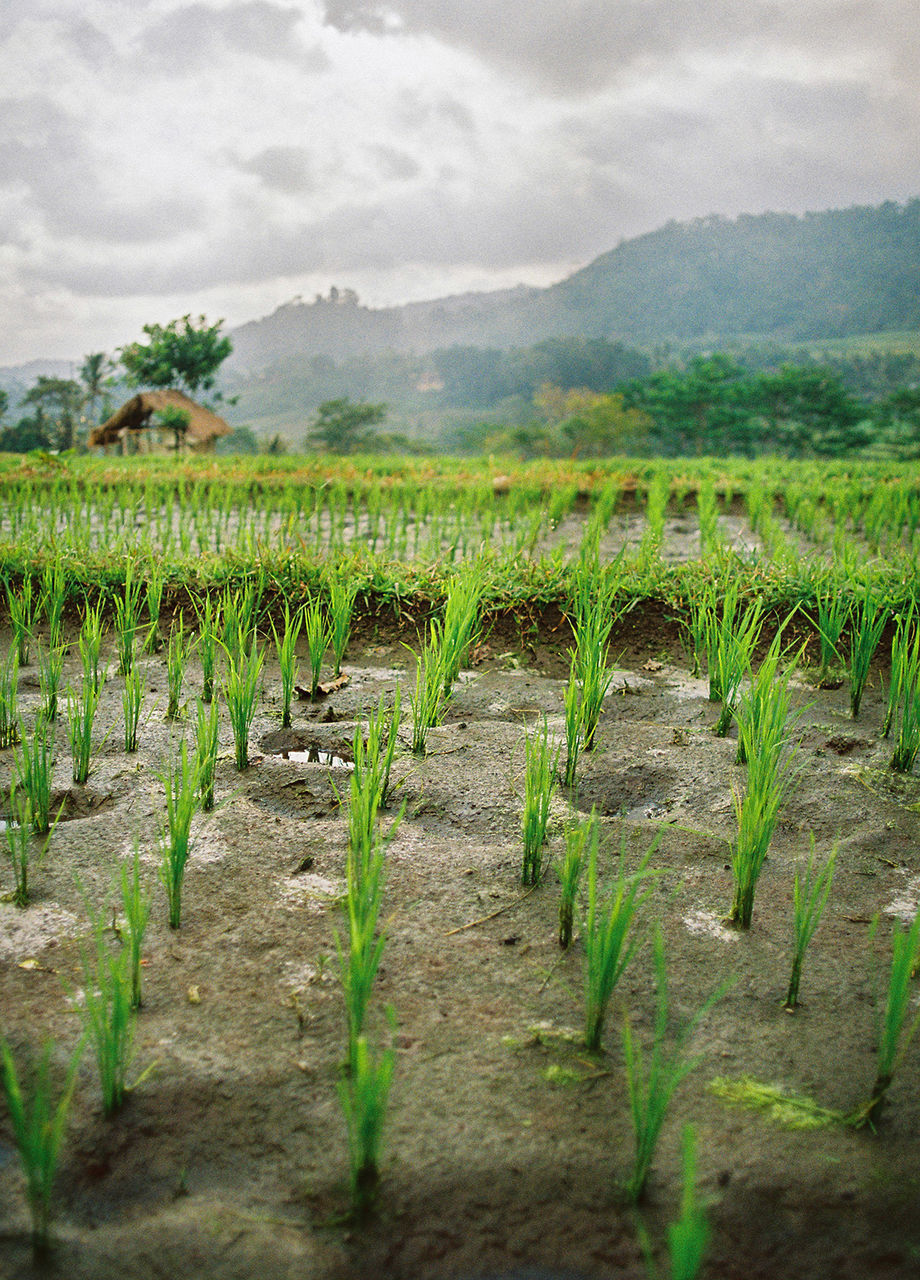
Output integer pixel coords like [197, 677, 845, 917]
[2, 199, 919, 458]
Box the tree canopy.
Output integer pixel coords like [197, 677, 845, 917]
[307, 398, 388, 453]
[119, 315, 232, 400]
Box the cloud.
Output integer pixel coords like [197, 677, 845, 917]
[137, 1, 328, 73]
[234, 145, 317, 194]
[321, 0, 920, 97]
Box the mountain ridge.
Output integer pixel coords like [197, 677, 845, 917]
[227, 198, 920, 372]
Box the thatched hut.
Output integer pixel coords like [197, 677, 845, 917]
[88, 389, 231, 453]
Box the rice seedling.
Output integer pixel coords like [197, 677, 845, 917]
[729, 739, 798, 929]
[3, 783, 56, 907]
[814, 589, 849, 684]
[707, 592, 764, 736]
[849, 590, 888, 718]
[39, 560, 67, 650]
[303, 595, 330, 698]
[353, 689, 401, 811]
[521, 717, 558, 886]
[0, 1034, 84, 1259]
[36, 640, 63, 723]
[338, 1031, 395, 1217]
[77, 912, 137, 1115]
[119, 844, 151, 1010]
[193, 593, 219, 703]
[0, 648, 21, 748]
[734, 631, 802, 767]
[194, 695, 220, 812]
[122, 662, 146, 752]
[557, 809, 596, 948]
[13, 718, 56, 836]
[582, 829, 658, 1052]
[6, 576, 35, 666]
[113, 563, 143, 676]
[158, 741, 200, 928]
[271, 602, 302, 729]
[784, 838, 836, 1011]
[883, 607, 916, 738]
[143, 560, 165, 653]
[165, 613, 192, 718]
[859, 910, 920, 1127]
[440, 570, 482, 698]
[328, 576, 358, 677]
[79, 600, 106, 695]
[561, 658, 583, 788]
[222, 635, 264, 770]
[335, 825, 389, 1070]
[66, 678, 102, 785]
[667, 1127, 709, 1280]
[578, 634, 615, 752]
[408, 625, 447, 755]
[622, 929, 728, 1203]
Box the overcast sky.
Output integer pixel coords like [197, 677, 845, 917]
[1, 0, 918, 364]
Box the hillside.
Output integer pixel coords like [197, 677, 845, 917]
[228, 199, 920, 372]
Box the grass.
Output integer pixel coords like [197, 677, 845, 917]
[335, 817, 390, 1072]
[408, 625, 446, 756]
[222, 635, 264, 771]
[303, 595, 329, 699]
[328, 576, 358, 677]
[860, 910, 920, 1127]
[815, 589, 849, 683]
[784, 838, 836, 1011]
[3, 782, 56, 908]
[521, 717, 558, 886]
[440, 570, 482, 698]
[353, 689, 401, 813]
[583, 828, 658, 1052]
[79, 600, 106, 695]
[6, 576, 35, 667]
[13, 718, 56, 835]
[66, 677, 102, 785]
[37, 640, 63, 724]
[729, 720, 798, 929]
[706, 587, 764, 736]
[77, 906, 138, 1115]
[120, 844, 151, 1010]
[158, 741, 199, 929]
[0, 1034, 84, 1258]
[622, 930, 729, 1202]
[271, 601, 302, 729]
[338, 1031, 395, 1217]
[849, 590, 888, 718]
[667, 1127, 709, 1280]
[557, 809, 595, 948]
[194, 696, 220, 812]
[194, 593, 219, 703]
[113, 563, 142, 676]
[122, 662, 146, 753]
[0, 648, 20, 748]
[165, 613, 192, 719]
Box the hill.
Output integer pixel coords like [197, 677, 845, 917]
[228, 199, 920, 372]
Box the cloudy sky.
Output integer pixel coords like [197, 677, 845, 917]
[1, 0, 918, 363]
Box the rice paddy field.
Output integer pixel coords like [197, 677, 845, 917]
[2, 452, 920, 1280]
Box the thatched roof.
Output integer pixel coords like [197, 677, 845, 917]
[88, 389, 231, 449]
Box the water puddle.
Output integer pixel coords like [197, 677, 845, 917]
[274, 747, 354, 770]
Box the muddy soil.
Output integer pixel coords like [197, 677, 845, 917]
[1, 613, 919, 1280]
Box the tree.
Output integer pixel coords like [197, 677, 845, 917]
[119, 315, 232, 401]
[307, 398, 387, 453]
[216, 426, 259, 456]
[754, 365, 870, 456]
[80, 352, 115, 427]
[155, 406, 192, 452]
[21, 377, 84, 451]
